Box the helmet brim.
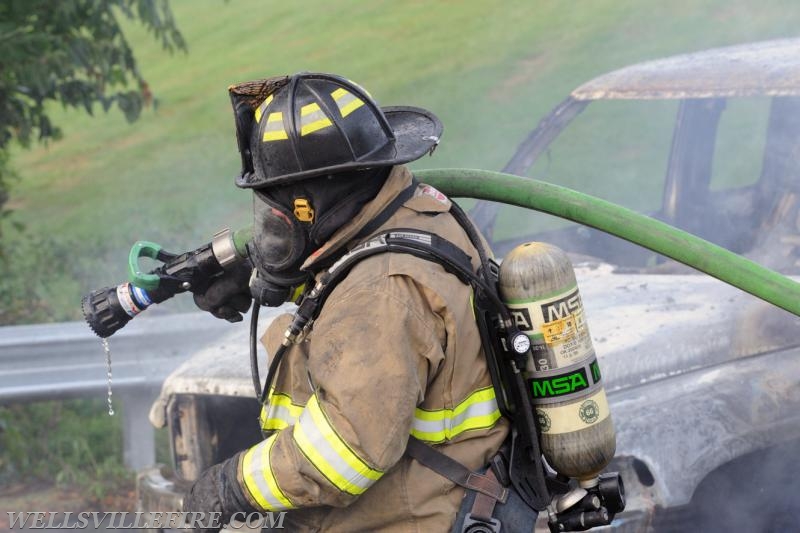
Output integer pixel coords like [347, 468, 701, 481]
[236, 105, 442, 188]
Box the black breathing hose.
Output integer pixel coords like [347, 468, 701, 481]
[249, 301, 290, 405]
[249, 304, 261, 398]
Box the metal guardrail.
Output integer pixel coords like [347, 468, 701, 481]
[0, 311, 237, 469]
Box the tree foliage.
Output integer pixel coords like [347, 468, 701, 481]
[0, 0, 186, 220]
[0, 3, 186, 488]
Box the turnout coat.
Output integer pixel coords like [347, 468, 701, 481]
[236, 165, 510, 532]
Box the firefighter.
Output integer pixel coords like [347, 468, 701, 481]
[184, 73, 519, 532]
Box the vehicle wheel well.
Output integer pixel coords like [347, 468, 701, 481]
[653, 438, 800, 532]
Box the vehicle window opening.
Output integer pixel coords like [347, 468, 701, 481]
[661, 98, 725, 233]
[748, 96, 800, 271]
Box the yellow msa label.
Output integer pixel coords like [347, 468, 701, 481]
[506, 286, 594, 369]
[535, 389, 610, 435]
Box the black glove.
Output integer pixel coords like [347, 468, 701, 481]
[193, 260, 253, 322]
[182, 453, 258, 532]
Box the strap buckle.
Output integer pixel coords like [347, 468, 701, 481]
[462, 514, 501, 533]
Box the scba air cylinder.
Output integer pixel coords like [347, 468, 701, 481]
[499, 242, 615, 482]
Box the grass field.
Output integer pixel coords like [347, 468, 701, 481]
[4, 0, 800, 324]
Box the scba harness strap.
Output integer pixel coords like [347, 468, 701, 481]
[406, 436, 506, 533]
[406, 435, 508, 503]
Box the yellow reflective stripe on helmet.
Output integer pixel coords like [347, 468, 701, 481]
[345, 79, 372, 98]
[299, 102, 333, 136]
[263, 112, 288, 141]
[331, 88, 365, 118]
[259, 389, 305, 431]
[411, 386, 501, 444]
[254, 94, 274, 124]
[292, 395, 383, 495]
[241, 433, 295, 511]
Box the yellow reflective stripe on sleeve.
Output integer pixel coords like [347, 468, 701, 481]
[261, 417, 289, 431]
[331, 88, 364, 118]
[411, 386, 502, 444]
[254, 94, 274, 124]
[263, 112, 288, 141]
[293, 395, 383, 495]
[299, 102, 333, 136]
[259, 389, 305, 431]
[241, 433, 295, 511]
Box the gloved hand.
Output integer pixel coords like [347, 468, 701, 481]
[182, 453, 258, 532]
[193, 260, 253, 322]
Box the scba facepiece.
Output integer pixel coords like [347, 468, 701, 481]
[248, 168, 389, 306]
[228, 72, 443, 306]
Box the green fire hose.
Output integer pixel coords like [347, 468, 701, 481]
[83, 167, 800, 338]
[417, 168, 800, 318]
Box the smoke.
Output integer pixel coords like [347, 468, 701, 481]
[665, 439, 800, 532]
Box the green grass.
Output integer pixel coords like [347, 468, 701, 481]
[0, 399, 131, 496]
[4, 0, 800, 324]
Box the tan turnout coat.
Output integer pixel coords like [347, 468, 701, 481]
[236, 165, 509, 532]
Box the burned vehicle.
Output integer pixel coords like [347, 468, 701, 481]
[138, 39, 800, 532]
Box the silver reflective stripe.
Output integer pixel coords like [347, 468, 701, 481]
[262, 112, 288, 141]
[242, 435, 294, 510]
[260, 389, 305, 430]
[262, 403, 299, 429]
[331, 88, 364, 117]
[299, 102, 333, 136]
[268, 404, 298, 423]
[411, 387, 501, 443]
[292, 396, 382, 495]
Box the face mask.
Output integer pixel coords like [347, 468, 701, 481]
[248, 167, 391, 306]
[251, 190, 312, 273]
[248, 190, 311, 307]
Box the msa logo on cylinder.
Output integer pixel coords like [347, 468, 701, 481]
[531, 369, 590, 398]
[541, 289, 581, 322]
[529, 360, 600, 400]
[509, 288, 582, 332]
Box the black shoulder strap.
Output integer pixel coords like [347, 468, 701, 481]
[313, 228, 483, 316]
[406, 436, 507, 503]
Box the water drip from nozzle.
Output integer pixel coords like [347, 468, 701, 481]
[102, 338, 115, 416]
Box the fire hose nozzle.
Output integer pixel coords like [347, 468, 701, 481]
[82, 227, 253, 338]
[82, 285, 135, 338]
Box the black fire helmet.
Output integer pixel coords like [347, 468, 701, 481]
[228, 73, 442, 188]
